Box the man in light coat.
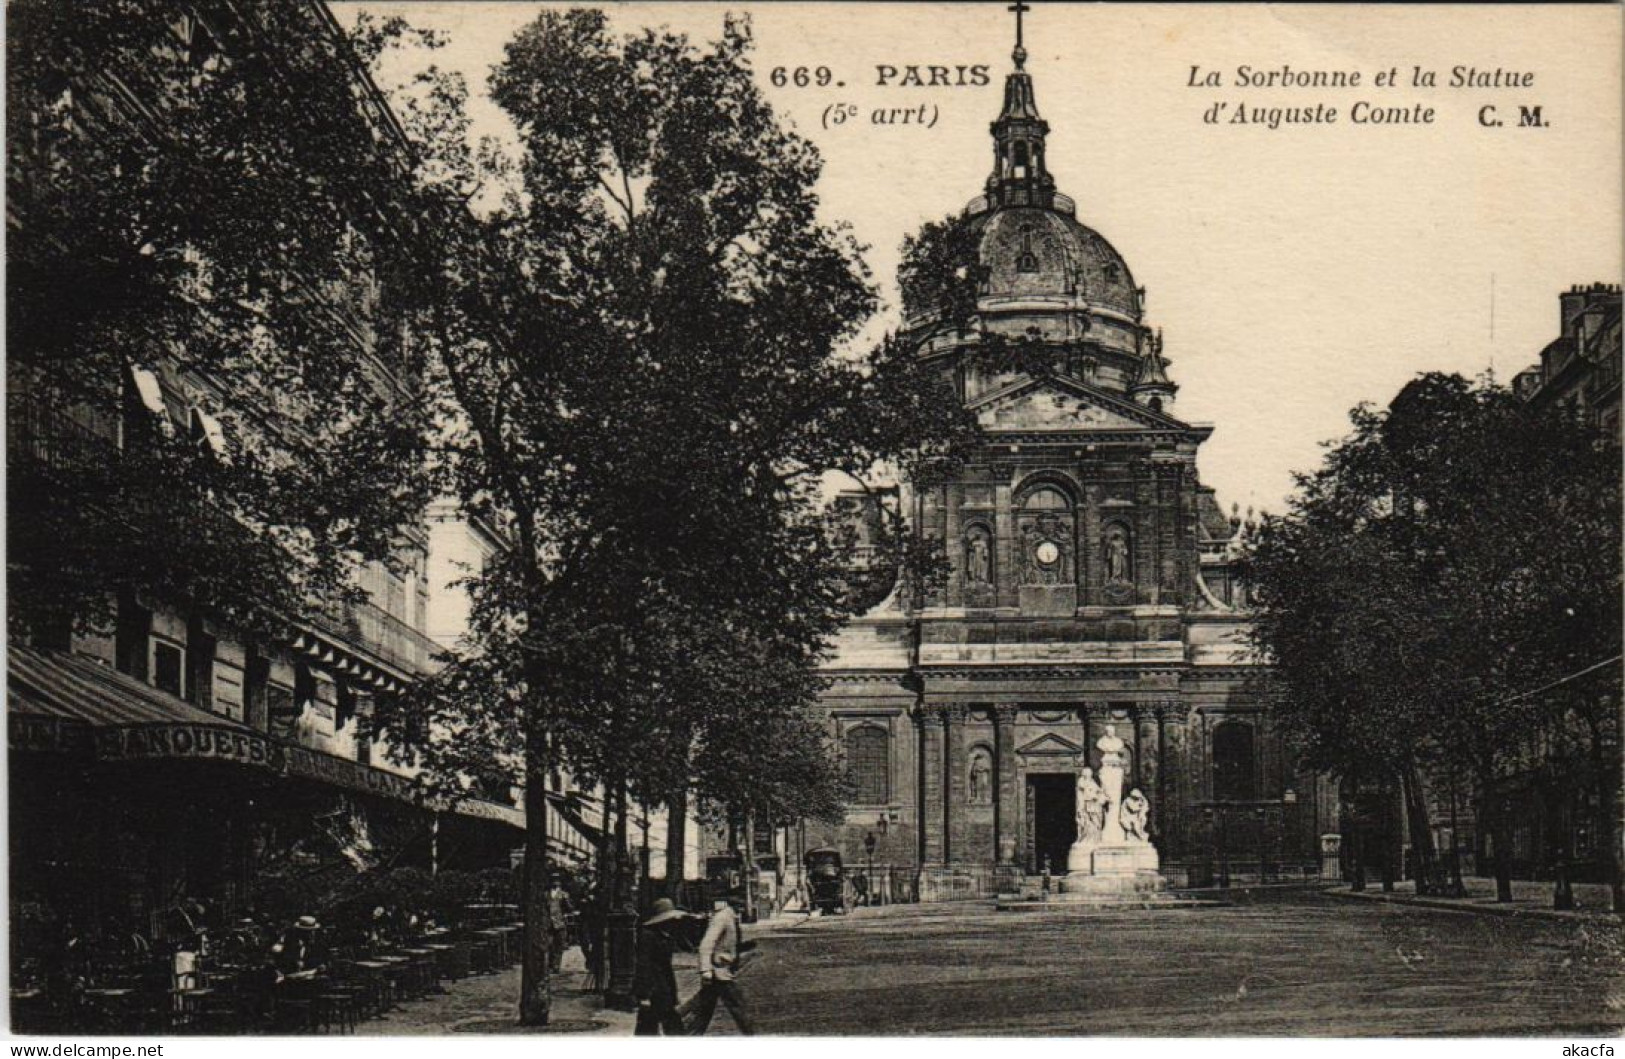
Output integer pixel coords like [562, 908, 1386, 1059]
[688, 893, 755, 1035]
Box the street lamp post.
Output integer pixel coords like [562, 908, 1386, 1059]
[875, 813, 890, 905]
[1283, 788, 1298, 882]
[863, 831, 876, 908]
[1255, 806, 1268, 884]
[1218, 806, 1231, 889]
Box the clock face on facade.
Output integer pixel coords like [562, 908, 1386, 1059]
[1035, 540, 1060, 565]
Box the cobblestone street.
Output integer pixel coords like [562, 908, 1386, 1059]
[349, 891, 1622, 1037]
[707, 891, 1624, 1036]
[354, 948, 699, 1036]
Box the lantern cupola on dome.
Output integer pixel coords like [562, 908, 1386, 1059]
[985, 1, 1057, 211]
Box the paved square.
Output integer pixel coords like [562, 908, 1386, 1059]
[714, 893, 1624, 1036]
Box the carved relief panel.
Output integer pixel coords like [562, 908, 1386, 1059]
[1014, 482, 1077, 615]
[1015, 485, 1074, 585]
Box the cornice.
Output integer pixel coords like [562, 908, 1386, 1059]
[923, 665, 1188, 681]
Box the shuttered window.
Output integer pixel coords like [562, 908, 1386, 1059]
[846, 726, 889, 805]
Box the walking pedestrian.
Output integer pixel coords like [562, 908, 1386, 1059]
[633, 899, 690, 1036]
[579, 883, 605, 990]
[547, 877, 574, 974]
[687, 893, 755, 1035]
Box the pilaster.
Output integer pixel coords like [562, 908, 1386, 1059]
[1134, 703, 1161, 837]
[918, 707, 944, 864]
[993, 465, 1017, 609]
[993, 705, 1020, 865]
[944, 704, 969, 863]
[1163, 701, 1190, 857]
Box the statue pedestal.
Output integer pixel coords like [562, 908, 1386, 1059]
[1091, 843, 1160, 876]
[1061, 840, 1167, 898]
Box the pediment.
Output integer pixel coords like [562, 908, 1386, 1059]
[970, 376, 1187, 433]
[1016, 732, 1085, 757]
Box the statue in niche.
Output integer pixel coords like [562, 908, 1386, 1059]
[1120, 788, 1152, 844]
[1104, 525, 1131, 585]
[1074, 768, 1108, 844]
[966, 530, 992, 585]
[969, 749, 993, 804]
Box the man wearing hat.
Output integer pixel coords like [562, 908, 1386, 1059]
[272, 915, 328, 976]
[633, 899, 689, 1036]
[688, 893, 755, 1035]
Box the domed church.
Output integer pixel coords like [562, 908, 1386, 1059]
[798, 15, 1332, 901]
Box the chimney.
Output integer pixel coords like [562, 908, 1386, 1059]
[1559, 285, 1587, 338]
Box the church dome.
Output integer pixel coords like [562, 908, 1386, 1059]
[904, 23, 1161, 376]
[968, 206, 1141, 320]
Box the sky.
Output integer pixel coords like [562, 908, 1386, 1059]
[335, 2, 1622, 514]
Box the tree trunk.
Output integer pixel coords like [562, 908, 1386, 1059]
[613, 778, 631, 906]
[742, 807, 758, 922]
[518, 725, 553, 1026]
[1350, 821, 1366, 892]
[603, 776, 638, 1011]
[1592, 734, 1624, 913]
[590, 789, 613, 992]
[1483, 771, 1514, 903]
[1378, 777, 1397, 893]
[1344, 774, 1365, 892]
[1400, 763, 1441, 895]
[664, 787, 687, 902]
[1447, 771, 1467, 897]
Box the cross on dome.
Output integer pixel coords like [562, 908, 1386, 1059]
[987, 0, 1053, 208]
[1008, 0, 1030, 68]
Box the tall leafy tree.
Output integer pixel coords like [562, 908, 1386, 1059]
[1242, 372, 1621, 905]
[7, 1, 437, 639]
[361, 10, 975, 1023]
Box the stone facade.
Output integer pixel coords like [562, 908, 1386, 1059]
[802, 35, 1327, 899]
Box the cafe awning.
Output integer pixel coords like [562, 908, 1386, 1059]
[8, 645, 522, 828]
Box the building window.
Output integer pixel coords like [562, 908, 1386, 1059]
[265, 682, 296, 737]
[115, 593, 152, 681]
[151, 638, 186, 699]
[385, 567, 407, 621]
[186, 614, 215, 710]
[121, 365, 172, 449]
[335, 677, 356, 732]
[1016, 223, 1038, 272]
[1211, 720, 1256, 802]
[189, 406, 230, 463]
[1020, 485, 1070, 510]
[846, 725, 890, 805]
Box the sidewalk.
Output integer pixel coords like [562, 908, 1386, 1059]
[356, 945, 703, 1036]
[1328, 876, 1622, 924]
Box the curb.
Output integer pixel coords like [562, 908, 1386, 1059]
[1327, 887, 1624, 925]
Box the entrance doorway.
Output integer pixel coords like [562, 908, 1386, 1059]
[1027, 773, 1076, 875]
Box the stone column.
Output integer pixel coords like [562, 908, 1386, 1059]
[1080, 485, 1102, 605]
[1156, 700, 1175, 850]
[1135, 703, 1161, 838]
[945, 484, 963, 606]
[1134, 470, 1155, 607]
[1163, 703, 1189, 859]
[993, 467, 1017, 609]
[918, 706, 944, 864]
[1080, 702, 1103, 772]
[944, 705, 968, 864]
[993, 705, 1020, 865]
